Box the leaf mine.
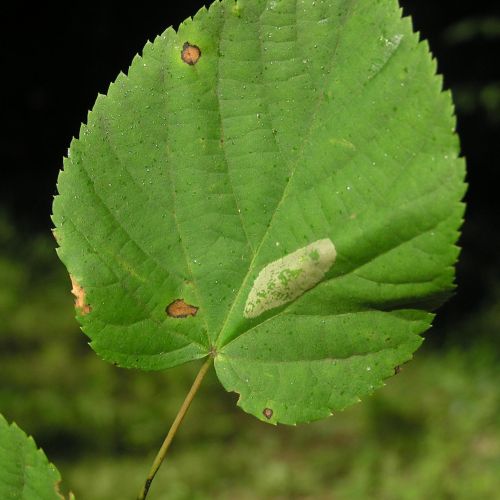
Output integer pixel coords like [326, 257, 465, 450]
[244, 239, 337, 319]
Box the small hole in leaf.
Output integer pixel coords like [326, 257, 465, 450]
[181, 42, 201, 65]
[166, 299, 199, 318]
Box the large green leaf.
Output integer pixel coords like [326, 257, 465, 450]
[52, 0, 465, 424]
[0, 415, 64, 500]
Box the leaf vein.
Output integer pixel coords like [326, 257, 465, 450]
[215, 0, 359, 346]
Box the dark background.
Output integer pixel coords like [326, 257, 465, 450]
[1, 2, 499, 499]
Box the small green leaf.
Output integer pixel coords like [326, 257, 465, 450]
[0, 414, 64, 500]
[53, 0, 466, 424]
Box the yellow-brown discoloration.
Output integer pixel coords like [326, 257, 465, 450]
[70, 276, 91, 315]
[166, 299, 199, 318]
[181, 42, 201, 65]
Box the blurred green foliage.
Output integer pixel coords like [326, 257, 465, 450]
[453, 82, 500, 123]
[443, 16, 500, 45]
[1, 213, 499, 499]
[445, 9, 500, 125]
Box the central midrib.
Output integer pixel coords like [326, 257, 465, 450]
[214, 0, 359, 349]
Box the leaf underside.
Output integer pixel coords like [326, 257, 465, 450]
[0, 414, 63, 500]
[52, 0, 465, 424]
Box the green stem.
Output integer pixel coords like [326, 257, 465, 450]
[137, 356, 213, 500]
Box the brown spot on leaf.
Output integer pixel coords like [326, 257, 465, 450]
[70, 276, 91, 315]
[181, 42, 201, 65]
[166, 299, 198, 318]
[263, 408, 273, 419]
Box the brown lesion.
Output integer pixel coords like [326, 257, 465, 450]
[166, 299, 198, 318]
[263, 408, 273, 420]
[181, 42, 201, 65]
[70, 275, 91, 315]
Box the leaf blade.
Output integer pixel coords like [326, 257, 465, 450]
[216, 310, 428, 424]
[0, 415, 64, 500]
[53, 0, 466, 421]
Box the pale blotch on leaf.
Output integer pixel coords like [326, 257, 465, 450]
[70, 275, 91, 315]
[166, 299, 199, 318]
[181, 42, 201, 65]
[244, 239, 337, 319]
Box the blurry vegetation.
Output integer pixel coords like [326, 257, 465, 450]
[453, 82, 500, 123]
[440, 14, 500, 123]
[1, 214, 499, 499]
[443, 16, 500, 45]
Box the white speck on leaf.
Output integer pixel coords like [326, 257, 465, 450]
[244, 239, 337, 318]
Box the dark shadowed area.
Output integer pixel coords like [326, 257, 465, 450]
[1, 1, 499, 498]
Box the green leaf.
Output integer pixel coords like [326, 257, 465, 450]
[52, 0, 465, 424]
[0, 414, 64, 500]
